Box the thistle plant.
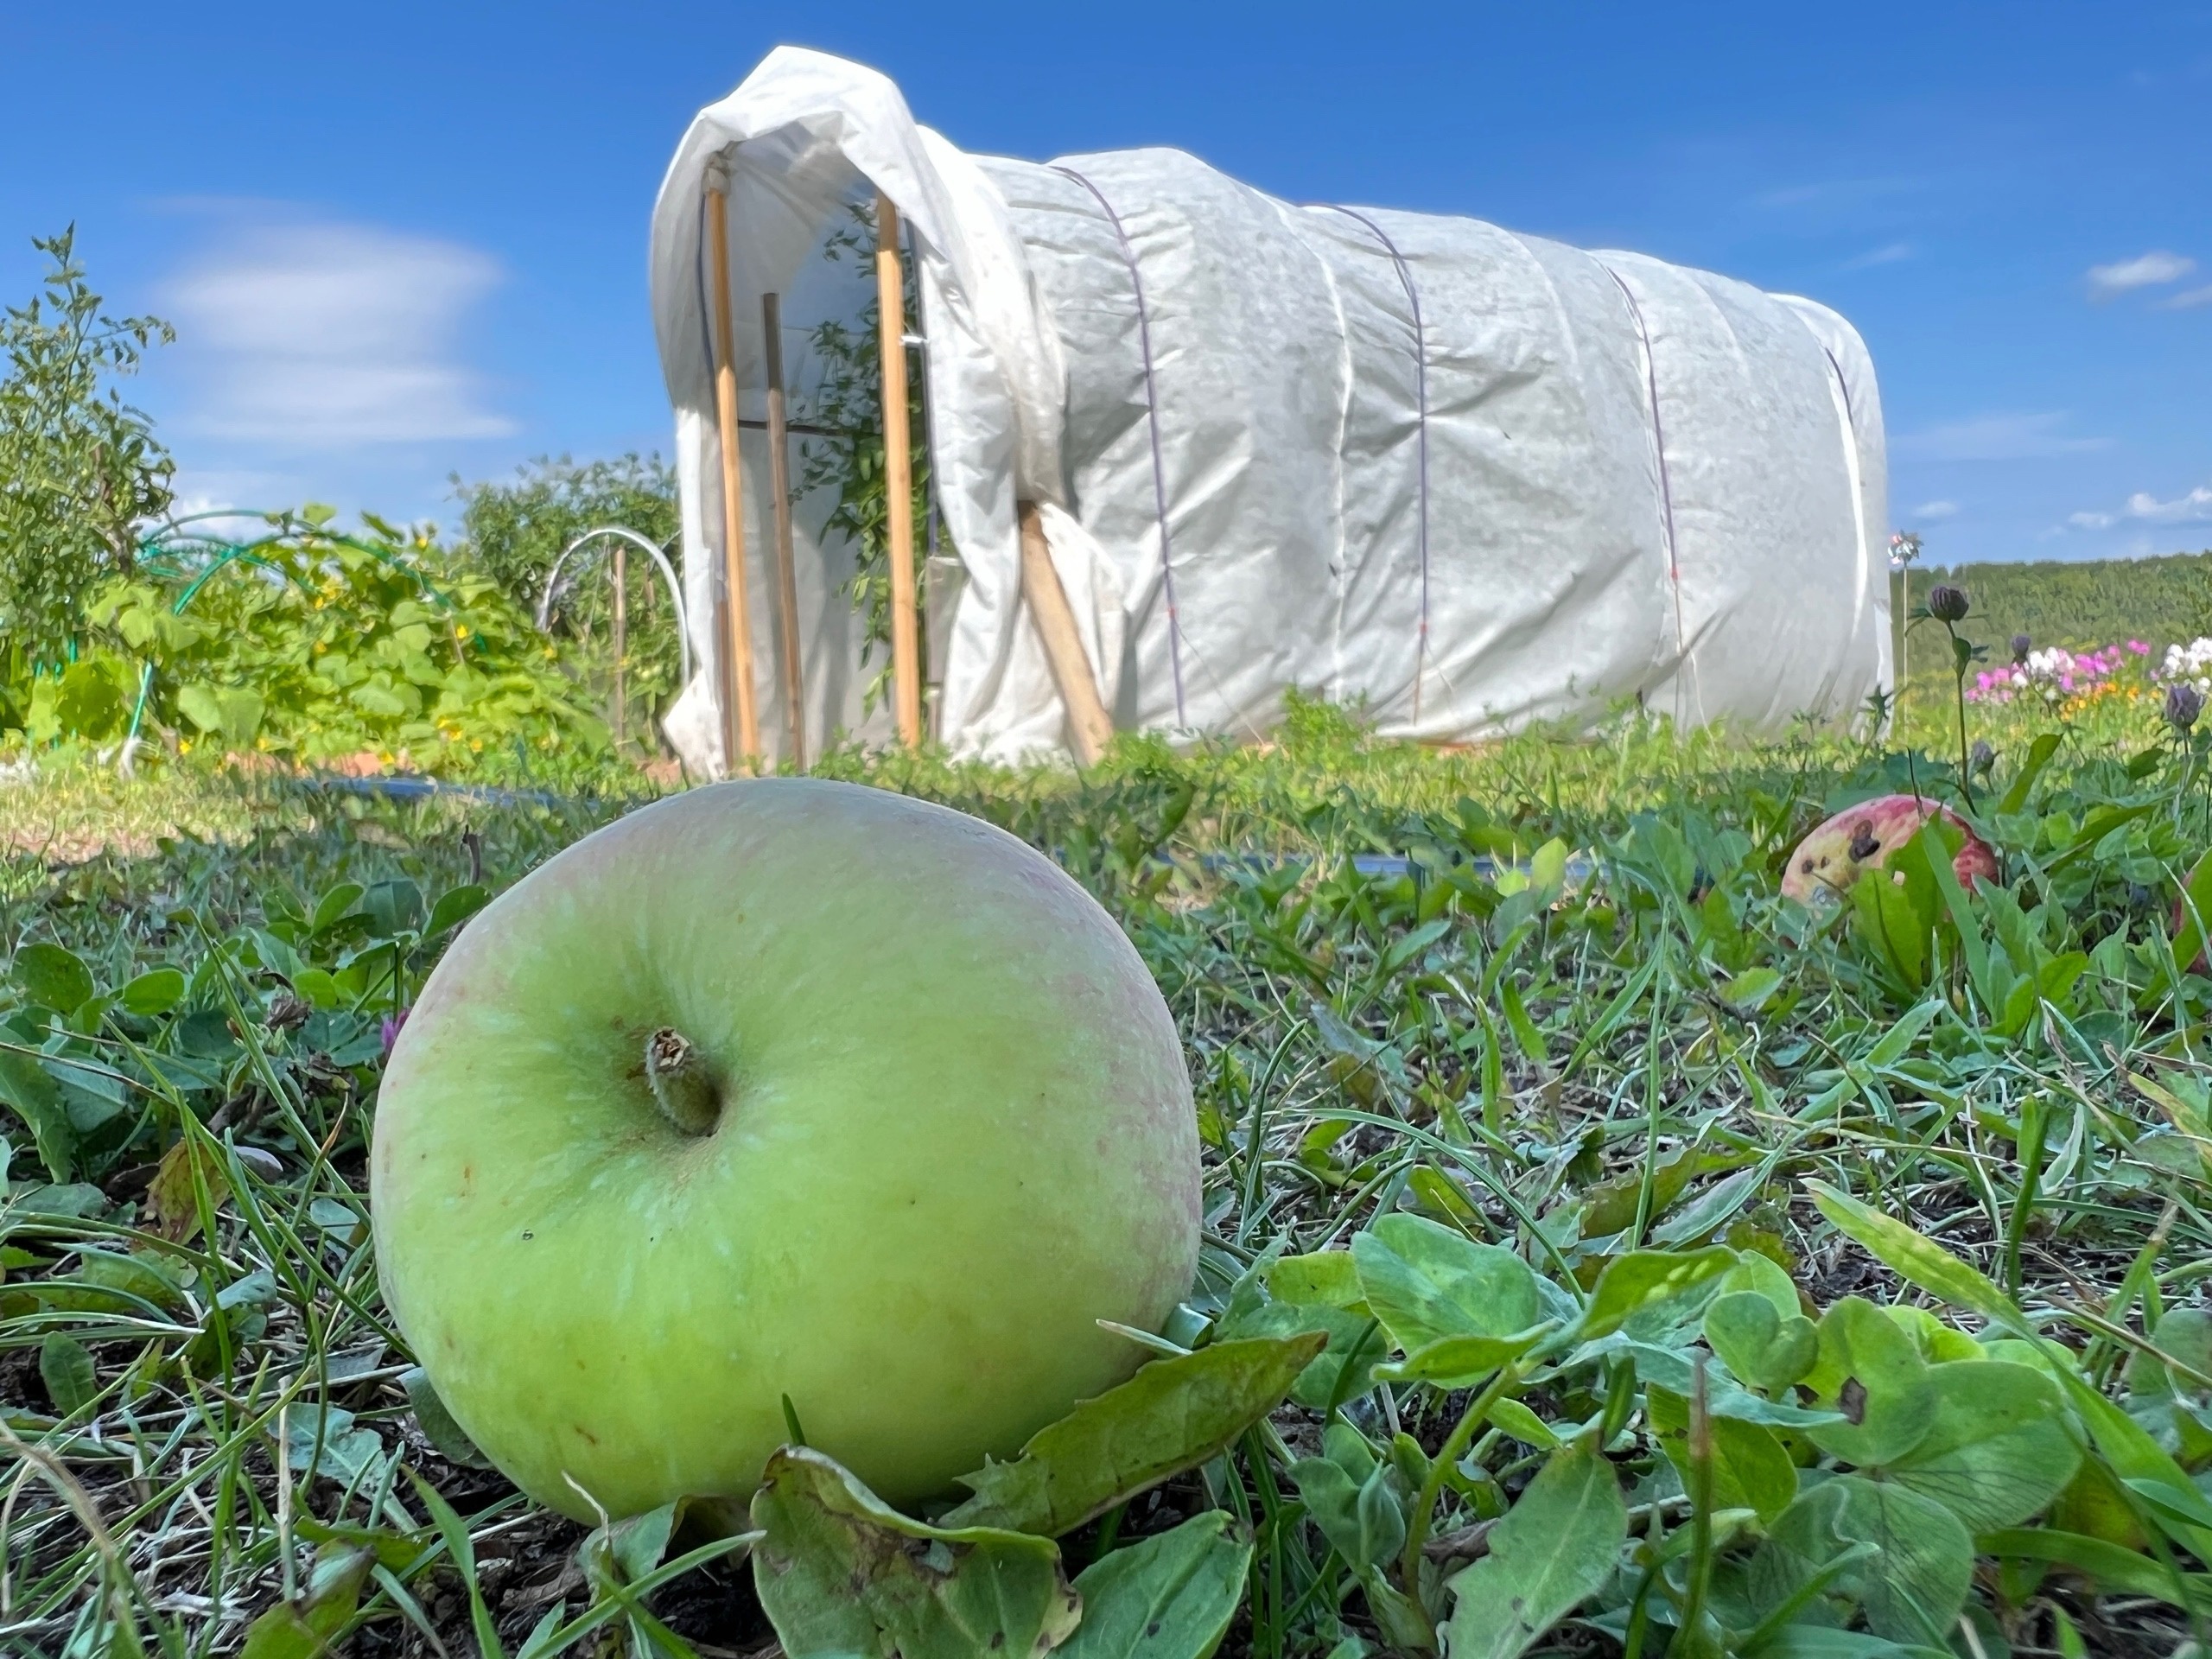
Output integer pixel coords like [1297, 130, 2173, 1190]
[2167, 681, 2206, 809]
[1918, 582, 1981, 808]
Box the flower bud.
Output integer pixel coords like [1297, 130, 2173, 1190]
[2166, 683, 2203, 731]
[2011, 632, 2031, 664]
[1969, 740, 1995, 776]
[1928, 585, 1969, 624]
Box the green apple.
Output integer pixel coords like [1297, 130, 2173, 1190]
[371, 779, 1201, 1521]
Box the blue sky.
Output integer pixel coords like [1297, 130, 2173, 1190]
[5, 1, 2208, 567]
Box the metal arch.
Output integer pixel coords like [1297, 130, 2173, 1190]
[537, 526, 692, 685]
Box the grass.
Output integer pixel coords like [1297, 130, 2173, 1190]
[7, 690, 2212, 1657]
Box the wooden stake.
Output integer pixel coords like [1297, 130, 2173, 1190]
[1018, 500, 1115, 766]
[876, 194, 923, 748]
[761, 291, 806, 770]
[705, 166, 760, 770]
[611, 537, 627, 750]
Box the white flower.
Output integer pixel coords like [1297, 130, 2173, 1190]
[2162, 637, 2212, 682]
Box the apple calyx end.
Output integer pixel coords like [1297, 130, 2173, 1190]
[645, 1027, 721, 1135]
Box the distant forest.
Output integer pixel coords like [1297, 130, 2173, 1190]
[1900, 549, 2212, 659]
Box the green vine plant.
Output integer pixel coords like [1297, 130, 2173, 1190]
[788, 200, 938, 715]
[35, 510, 610, 777]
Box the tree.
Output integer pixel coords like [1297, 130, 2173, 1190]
[452, 453, 683, 750]
[452, 452, 677, 618]
[0, 228, 175, 666]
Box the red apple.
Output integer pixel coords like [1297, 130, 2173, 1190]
[1782, 793, 1996, 906]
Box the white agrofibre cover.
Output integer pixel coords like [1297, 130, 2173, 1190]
[649, 48, 1891, 772]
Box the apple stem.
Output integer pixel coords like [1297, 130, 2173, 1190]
[645, 1027, 720, 1135]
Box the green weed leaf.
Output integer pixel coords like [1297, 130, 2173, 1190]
[1212, 1297, 1384, 1408]
[1267, 1249, 1363, 1309]
[751, 1445, 1079, 1659]
[1750, 1475, 1971, 1647]
[1441, 1440, 1625, 1659]
[1291, 1426, 1407, 1575]
[311, 882, 365, 934]
[1351, 1213, 1541, 1353]
[1646, 1384, 1797, 1524]
[13, 942, 94, 1014]
[1978, 1527, 2203, 1611]
[1999, 732, 2063, 813]
[1878, 1360, 2079, 1531]
[294, 1516, 435, 1573]
[1577, 1246, 1736, 1341]
[38, 1332, 97, 1415]
[1804, 1297, 1936, 1467]
[1847, 836, 1940, 990]
[1806, 1180, 2021, 1325]
[118, 967, 186, 1016]
[284, 1405, 385, 1486]
[0, 1046, 74, 1180]
[943, 1333, 1325, 1537]
[1058, 1512, 1252, 1659]
[1375, 1325, 1550, 1389]
[238, 1542, 376, 1659]
[1601, 1337, 1845, 1428]
[1704, 1292, 1819, 1393]
[427, 883, 490, 937]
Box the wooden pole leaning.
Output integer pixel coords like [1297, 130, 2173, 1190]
[703, 159, 761, 771]
[1017, 501, 1115, 766]
[874, 193, 924, 748]
[761, 291, 806, 770]
[611, 538, 627, 750]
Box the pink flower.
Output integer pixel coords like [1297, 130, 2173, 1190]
[2129, 640, 2151, 655]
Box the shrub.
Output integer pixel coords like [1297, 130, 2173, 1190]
[0, 228, 175, 669]
[451, 452, 677, 617]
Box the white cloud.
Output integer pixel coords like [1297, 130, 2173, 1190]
[167, 221, 512, 448]
[160, 472, 305, 537]
[1751, 177, 1922, 212]
[2086, 249, 2196, 300]
[166, 489, 274, 537]
[1910, 499, 1960, 521]
[2160, 283, 2212, 310]
[1894, 411, 2110, 461]
[2129, 486, 2212, 523]
[2065, 483, 2212, 532]
[1844, 242, 1914, 269]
